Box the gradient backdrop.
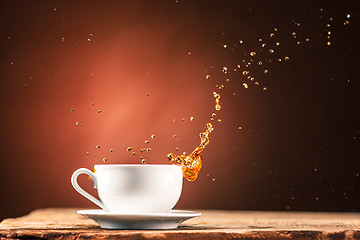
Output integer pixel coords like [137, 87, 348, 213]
[1, 0, 360, 220]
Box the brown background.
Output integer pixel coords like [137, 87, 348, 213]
[1, 0, 360, 220]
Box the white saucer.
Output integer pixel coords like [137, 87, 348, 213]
[77, 209, 201, 229]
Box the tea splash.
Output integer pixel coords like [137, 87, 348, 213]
[167, 122, 214, 181]
[167, 91, 220, 181]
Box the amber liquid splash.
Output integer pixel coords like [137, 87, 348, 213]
[167, 91, 220, 181]
[167, 122, 214, 181]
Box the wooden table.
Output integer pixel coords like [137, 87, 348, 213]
[1, 208, 360, 239]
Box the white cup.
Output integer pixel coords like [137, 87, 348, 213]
[71, 164, 183, 213]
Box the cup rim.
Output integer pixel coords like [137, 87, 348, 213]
[94, 164, 181, 168]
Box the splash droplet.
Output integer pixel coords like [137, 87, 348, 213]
[127, 147, 132, 151]
[96, 145, 100, 149]
[213, 91, 221, 111]
[222, 66, 228, 74]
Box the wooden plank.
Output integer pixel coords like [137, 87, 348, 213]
[1, 208, 360, 239]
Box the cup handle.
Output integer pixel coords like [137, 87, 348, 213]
[71, 168, 107, 210]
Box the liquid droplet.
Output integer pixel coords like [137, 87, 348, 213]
[222, 66, 228, 74]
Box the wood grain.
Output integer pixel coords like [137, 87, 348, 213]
[1, 208, 360, 239]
